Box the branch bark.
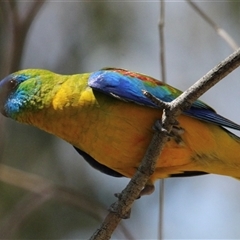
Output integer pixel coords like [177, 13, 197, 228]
[90, 48, 240, 240]
[187, 0, 239, 51]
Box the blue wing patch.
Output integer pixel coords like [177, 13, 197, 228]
[89, 69, 240, 131]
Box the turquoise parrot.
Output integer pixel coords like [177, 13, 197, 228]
[0, 68, 240, 195]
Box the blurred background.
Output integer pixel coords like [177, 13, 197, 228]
[0, 1, 240, 239]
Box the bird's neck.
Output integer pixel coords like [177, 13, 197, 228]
[16, 73, 98, 146]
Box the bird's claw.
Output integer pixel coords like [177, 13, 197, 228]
[140, 184, 155, 196]
[153, 119, 180, 131]
[154, 119, 184, 144]
[168, 125, 185, 144]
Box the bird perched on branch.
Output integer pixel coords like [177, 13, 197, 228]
[1, 68, 240, 196]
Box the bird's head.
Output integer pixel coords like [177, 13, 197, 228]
[0, 69, 54, 120]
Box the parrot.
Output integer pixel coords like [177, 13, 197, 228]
[0, 67, 240, 196]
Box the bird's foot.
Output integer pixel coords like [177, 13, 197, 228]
[140, 184, 155, 196]
[168, 125, 185, 144]
[171, 125, 184, 135]
[154, 119, 184, 143]
[153, 119, 180, 131]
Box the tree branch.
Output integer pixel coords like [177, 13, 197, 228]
[158, 1, 166, 238]
[159, 0, 166, 83]
[6, 0, 46, 73]
[171, 48, 240, 112]
[90, 47, 240, 240]
[187, 0, 239, 51]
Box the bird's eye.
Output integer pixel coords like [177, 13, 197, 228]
[0, 76, 19, 116]
[8, 78, 18, 90]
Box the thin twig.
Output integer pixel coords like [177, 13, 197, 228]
[159, 179, 164, 240]
[142, 90, 170, 109]
[0, 2, 12, 77]
[187, 0, 239, 51]
[171, 48, 240, 111]
[158, 1, 166, 239]
[90, 48, 240, 240]
[159, 0, 166, 83]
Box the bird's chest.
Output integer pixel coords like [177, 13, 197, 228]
[73, 100, 161, 172]
[33, 93, 216, 177]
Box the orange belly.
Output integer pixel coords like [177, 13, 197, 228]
[71, 98, 211, 181]
[29, 89, 240, 183]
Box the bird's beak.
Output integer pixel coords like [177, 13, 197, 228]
[0, 75, 17, 117]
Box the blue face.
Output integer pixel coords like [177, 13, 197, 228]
[0, 73, 33, 118]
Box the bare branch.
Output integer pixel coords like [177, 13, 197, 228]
[158, 2, 166, 239]
[6, 0, 17, 16]
[142, 90, 170, 109]
[0, 2, 13, 77]
[171, 48, 240, 112]
[23, 1, 46, 28]
[90, 47, 240, 240]
[159, 178, 165, 240]
[187, 0, 239, 51]
[159, 0, 166, 82]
